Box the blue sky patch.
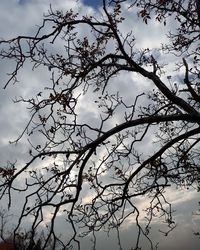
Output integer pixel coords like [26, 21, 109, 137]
[83, 0, 102, 8]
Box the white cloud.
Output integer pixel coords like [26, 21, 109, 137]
[0, 1, 199, 249]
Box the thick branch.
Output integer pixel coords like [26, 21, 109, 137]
[123, 126, 200, 198]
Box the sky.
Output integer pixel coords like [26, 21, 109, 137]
[0, 0, 200, 249]
[83, 0, 102, 7]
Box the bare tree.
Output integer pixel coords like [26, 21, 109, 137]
[0, 209, 53, 250]
[0, 0, 199, 249]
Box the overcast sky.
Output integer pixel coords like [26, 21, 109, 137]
[0, 0, 200, 249]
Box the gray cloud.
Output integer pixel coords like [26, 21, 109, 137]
[0, 0, 199, 249]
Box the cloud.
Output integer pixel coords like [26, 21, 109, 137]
[0, 1, 199, 249]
